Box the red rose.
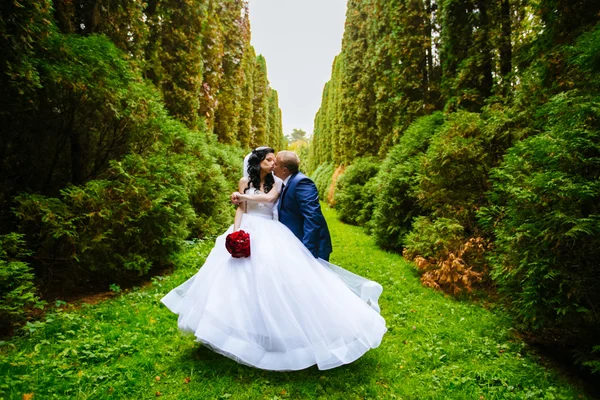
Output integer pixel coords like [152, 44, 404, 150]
[225, 230, 251, 258]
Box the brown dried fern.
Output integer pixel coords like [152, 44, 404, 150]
[404, 237, 489, 294]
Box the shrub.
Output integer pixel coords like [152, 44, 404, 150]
[0, 233, 38, 335]
[414, 111, 493, 231]
[371, 112, 445, 250]
[403, 217, 489, 294]
[334, 157, 380, 225]
[361, 176, 380, 233]
[311, 162, 335, 201]
[14, 152, 196, 285]
[152, 115, 237, 238]
[208, 141, 245, 189]
[480, 90, 600, 370]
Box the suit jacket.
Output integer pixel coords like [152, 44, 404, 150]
[277, 172, 333, 261]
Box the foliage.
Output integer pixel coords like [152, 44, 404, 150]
[237, 44, 256, 150]
[287, 128, 307, 143]
[310, 54, 345, 170]
[414, 111, 493, 231]
[327, 166, 346, 206]
[13, 153, 195, 281]
[371, 112, 445, 250]
[311, 162, 335, 202]
[403, 217, 489, 294]
[143, 0, 206, 128]
[288, 140, 310, 174]
[334, 157, 380, 226]
[480, 90, 600, 364]
[266, 88, 285, 149]
[11, 109, 240, 289]
[1, 32, 162, 202]
[213, 1, 250, 144]
[251, 55, 269, 147]
[156, 121, 236, 239]
[0, 233, 38, 335]
[207, 141, 246, 191]
[397, 110, 519, 295]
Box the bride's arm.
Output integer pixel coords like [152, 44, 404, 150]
[233, 177, 282, 204]
[233, 177, 248, 231]
[235, 189, 280, 203]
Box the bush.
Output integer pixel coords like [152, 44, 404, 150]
[146, 113, 238, 239]
[311, 162, 335, 201]
[371, 112, 445, 250]
[208, 141, 245, 189]
[334, 157, 380, 225]
[480, 90, 600, 370]
[403, 217, 489, 294]
[414, 111, 493, 231]
[14, 151, 196, 285]
[0, 233, 38, 335]
[361, 177, 380, 233]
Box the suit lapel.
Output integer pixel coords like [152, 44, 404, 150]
[278, 173, 297, 212]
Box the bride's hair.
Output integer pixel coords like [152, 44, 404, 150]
[246, 146, 275, 193]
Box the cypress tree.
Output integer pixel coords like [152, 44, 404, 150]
[146, 0, 206, 128]
[238, 45, 256, 149]
[251, 55, 269, 147]
[266, 88, 283, 149]
[213, 0, 249, 144]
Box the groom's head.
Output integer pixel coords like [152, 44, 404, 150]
[274, 151, 299, 180]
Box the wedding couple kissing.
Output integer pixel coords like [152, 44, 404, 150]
[161, 146, 387, 371]
[230, 148, 332, 261]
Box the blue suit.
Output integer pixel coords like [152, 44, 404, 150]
[278, 172, 333, 261]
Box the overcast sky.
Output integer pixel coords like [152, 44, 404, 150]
[247, 0, 348, 138]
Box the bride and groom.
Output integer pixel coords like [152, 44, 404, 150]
[231, 148, 331, 261]
[161, 147, 386, 371]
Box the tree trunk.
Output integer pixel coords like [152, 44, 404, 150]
[499, 0, 512, 78]
[67, 99, 84, 185]
[477, 0, 493, 100]
[423, 0, 433, 105]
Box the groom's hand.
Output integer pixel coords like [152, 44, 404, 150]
[231, 192, 241, 205]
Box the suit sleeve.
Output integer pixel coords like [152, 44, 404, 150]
[295, 177, 324, 258]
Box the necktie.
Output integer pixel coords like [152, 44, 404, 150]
[280, 182, 288, 206]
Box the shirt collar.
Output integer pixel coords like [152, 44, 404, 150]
[283, 175, 292, 186]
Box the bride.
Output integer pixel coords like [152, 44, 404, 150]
[161, 147, 387, 371]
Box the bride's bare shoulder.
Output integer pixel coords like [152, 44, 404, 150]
[238, 177, 249, 191]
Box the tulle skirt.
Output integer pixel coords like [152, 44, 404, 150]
[161, 213, 387, 371]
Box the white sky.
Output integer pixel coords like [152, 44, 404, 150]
[247, 0, 348, 138]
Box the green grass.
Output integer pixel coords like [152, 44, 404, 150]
[0, 206, 590, 399]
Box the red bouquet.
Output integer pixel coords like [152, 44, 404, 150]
[225, 230, 251, 258]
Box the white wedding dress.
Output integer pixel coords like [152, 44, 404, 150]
[161, 179, 387, 371]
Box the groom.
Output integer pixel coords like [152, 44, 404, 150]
[273, 151, 332, 261]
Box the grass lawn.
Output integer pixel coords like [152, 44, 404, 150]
[0, 206, 591, 399]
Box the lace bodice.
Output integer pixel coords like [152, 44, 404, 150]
[245, 176, 283, 219]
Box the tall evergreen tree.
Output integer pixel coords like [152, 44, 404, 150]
[340, 0, 376, 161]
[213, 1, 249, 144]
[238, 45, 256, 150]
[251, 55, 269, 147]
[266, 88, 283, 148]
[145, 0, 206, 129]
